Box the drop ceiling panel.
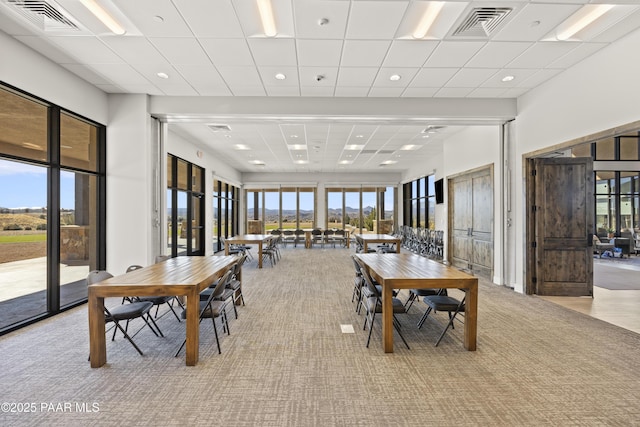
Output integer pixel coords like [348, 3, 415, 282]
[172, 0, 245, 38]
[296, 39, 343, 66]
[85, 63, 149, 85]
[410, 68, 459, 87]
[100, 36, 167, 64]
[47, 36, 124, 64]
[424, 41, 486, 67]
[293, 0, 349, 39]
[14, 35, 78, 63]
[217, 66, 263, 87]
[173, 64, 226, 86]
[149, 38, 212, 65]
[345, 1, 409, 39]
[382, 40, 439, 67]
[258, 66, 300, 86]
[492, 3, 579, 42]
[516, 68, 563, 88]
[547, 42, 607, 69]
[61, 64, 116, 85]
[299, 67, 338, 87]
[113, 0, 192, 37]
[465, 41, 533, 68]
[199, 39, 254, 66]
[445, 68, 499, 88]
[247, 39, 297, 66]
[368, 87, 405, 97]
[435, 87, 474, 97]
[337, 67, 379, 87]
[373, 68, 419, 87]
[507, 42, 577, 69]
[341, 40, 392, 66]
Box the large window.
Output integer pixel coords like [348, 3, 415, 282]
[403, 175, 435, 229]
[246, 187, 317, 232]
[0, 84, 105, 334]
[213, 179, 239, 252]
[326, 187, 395, 234]
[166, 155, 204, 256]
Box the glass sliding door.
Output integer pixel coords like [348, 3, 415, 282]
[0, 160, 48, 326]
[327, 190, 343, 229]
[361, 189, 377, 233]
[0, 84, 106, 334]
[264, 189, 279, 231]
[344, 190, 360, 234]
[299, 188, 315, 229]
[281, 189, 296, 229]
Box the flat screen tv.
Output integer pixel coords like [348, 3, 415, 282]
[434, 178, 444, 204]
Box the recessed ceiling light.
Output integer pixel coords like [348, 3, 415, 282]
[287, 144, 307, 150]
[345, 144, 364, 150]
[290, 134, 298, 138]
[422, 135, 430, 138]
[555, 4, 614, 41]
[275, 73, 286, 80]
[355, 134, 364, 138]
[413, 1, 444, 39]
[294, 160, 309, 164]
[389, 74, 401, 81]
[249, 160, 265, 165]
[234, 144, 251, 150]
[400, 145, 420, 150]
[502, 75, 515, 82]
[380, 160, 397, 165]
[157, 72, 169, 79]
[339, 160, 353, 165]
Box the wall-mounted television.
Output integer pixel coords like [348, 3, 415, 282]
[435, 178, 444, 204]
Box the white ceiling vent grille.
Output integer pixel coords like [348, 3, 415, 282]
[2, 0, 80, 32]
[207, 124, 232, 132]
[452, 7, 513, 38]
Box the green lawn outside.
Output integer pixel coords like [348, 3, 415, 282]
[0, 233, 47, 243]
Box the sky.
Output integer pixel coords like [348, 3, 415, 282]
[0, 159, 75, 209]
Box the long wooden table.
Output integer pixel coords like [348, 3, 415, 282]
[354, 253, 478, 352]
[354, 233, 401, 253]
[88, 256, 238, 367]
[225, 234, 273, 268]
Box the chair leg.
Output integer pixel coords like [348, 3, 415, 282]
[417, 306, 433, 329]
[393, 315, 410, 350]
[404, 293, 416, 311]
[434, 312, 462, 347]
[365, 311, 375, 348]
[112, 320, 144, 356]
[144, 313, 164, 337]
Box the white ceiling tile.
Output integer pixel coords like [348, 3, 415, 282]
[115, 84, 164, 95]
[345, 1, 409, 39]
[300, 86, 335, 96]
[589, 7, 640, 43]
[248, 39, 297, 66]
[60, 64, 115, 85]
[112, 0, 193, 37]
[293, 0, 350, 39]
[382, 40, 439, 67]
[199, 39, 254, 66]
[157, 84, 199, 96]
[148, 38, 211, 65]
[493, 3, 580, 42]
[297, 39, 343, 66]
[191, 85, 233, 96]
[130, 63, 187, 85]
[84, 63, 149, 85]
[507, 42, 578, 69]
[424, 41, 486, 67]
[258, 66, 300, 86]
[445, 68, 499, 88]
[373, 68, 419, 87]
[481, 68, 538, 88]
[466, 87, 509, 98]
[13, 36, 78, 63]
[47, 36, 124, 64]
[216, 66, 263, 87]
[547, 42, 607, 69]
[173, 64, 226, 86]
[299, 67, 338, 87]
[410, 68, 459, 87]
[99, 36, 168, 64]
[172, 0, 245, 38]
[336, 67, 379, 87]
[516, 68, 563, 89]
[466, 42, 533, 68]
[341, 40, 391, 66]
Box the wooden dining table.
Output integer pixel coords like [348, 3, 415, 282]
[87, 255, 238, 367]
[225, 234, 274, 268]
[354, 233, 401, 253]
[354, 253, 478, 352]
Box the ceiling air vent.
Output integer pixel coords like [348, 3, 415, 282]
[207, 124, 232, 132]
[422, 125, 445, 134]
[452, 7, 512, 38]
[2, 0, 80, 32]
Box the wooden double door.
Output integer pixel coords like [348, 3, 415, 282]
[448, 165, 494, 280]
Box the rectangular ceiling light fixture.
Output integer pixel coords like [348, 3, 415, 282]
[256, 0, 277, 37]
[413, 1, 444, 39]
[555, 4, 614, 41]
[79, 0, 125, 34]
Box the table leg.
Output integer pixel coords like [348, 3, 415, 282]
[382, 281, 394, 353]
[395, 240, 401, 253]
[225, 242, 229, 256]
[88, 293, 107, 368]
[185, 289, 200, 366]
[464, 281, 478, 351]
[257, 242, 263, 268]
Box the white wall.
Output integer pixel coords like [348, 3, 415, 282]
[511, 27, 640, 293]
[0, 31, 107, 124]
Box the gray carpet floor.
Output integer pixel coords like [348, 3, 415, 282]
[2, 247, 640, 426]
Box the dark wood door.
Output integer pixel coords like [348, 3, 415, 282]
[532, 157, 593, 296]
[448, 166, 494, 279]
